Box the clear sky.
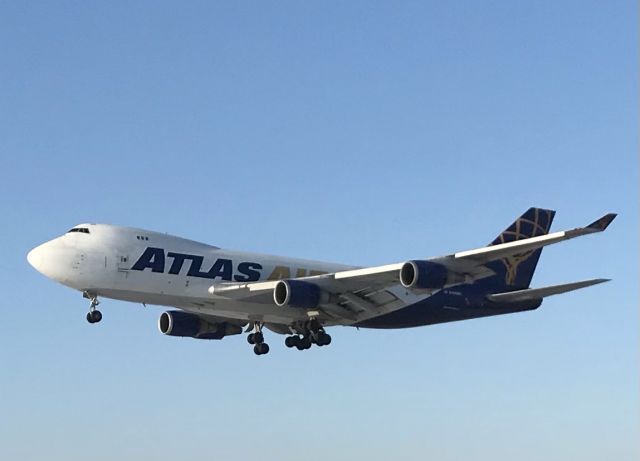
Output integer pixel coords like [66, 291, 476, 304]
[0, 1, 637, 460]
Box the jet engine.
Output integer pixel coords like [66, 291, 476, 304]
[399, 260, 448, 289]
[273, 279, 326, 309]
[158, 311, 243, 339]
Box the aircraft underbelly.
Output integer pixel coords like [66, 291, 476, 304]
[355, 293, 540, 329]
[95, 287, 313, 324]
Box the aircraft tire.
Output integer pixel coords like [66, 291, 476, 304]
[300, 336, 312, 349]
[317, 332, 331, 346]
[87, 310, 102, 323]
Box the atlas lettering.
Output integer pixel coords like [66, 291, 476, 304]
[131, 247, 262, 281]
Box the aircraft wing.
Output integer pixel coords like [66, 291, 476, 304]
[207, 212, 615, 325]
[208, 264, 410, 322]
[431, 213, 617, 268]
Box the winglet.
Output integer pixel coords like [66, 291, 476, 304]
[587, 213, 617, 231]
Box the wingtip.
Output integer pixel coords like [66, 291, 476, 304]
[591, 278, 611, 284]
[587, 213, 617, 231]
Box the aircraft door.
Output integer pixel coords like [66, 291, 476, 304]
[117, 254, 130, 277]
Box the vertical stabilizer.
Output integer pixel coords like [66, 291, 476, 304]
[484, 207, 556, 290]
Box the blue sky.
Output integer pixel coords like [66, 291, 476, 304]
[0, 1, 636, 460]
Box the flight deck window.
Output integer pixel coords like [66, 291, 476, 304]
[68, 228, 90, 234]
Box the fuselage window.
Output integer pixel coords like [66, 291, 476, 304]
[136, 235, 149, 241]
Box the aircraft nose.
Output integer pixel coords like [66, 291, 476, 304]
[27, 238, 77, 286]
[27, 244, 45, 271]
[27, 240, 61, 279]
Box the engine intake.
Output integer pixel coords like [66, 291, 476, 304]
[400, 260, 448, 289]
[274, 279, 323, 309]
[158, 311, 242, 339]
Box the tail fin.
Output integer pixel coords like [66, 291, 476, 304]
[484, 207, 556, 290]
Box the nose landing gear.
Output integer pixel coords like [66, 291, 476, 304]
[84, 292, 102, 324]
[86, 310, 102, 323]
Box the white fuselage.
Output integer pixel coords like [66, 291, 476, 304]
[27, 223, 362, 324]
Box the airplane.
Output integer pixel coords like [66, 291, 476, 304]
[27, 208, 616, 356]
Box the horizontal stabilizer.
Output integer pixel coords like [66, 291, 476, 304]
[486, 278, 610, 303]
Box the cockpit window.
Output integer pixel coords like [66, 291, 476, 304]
[67, 228, 90, 234]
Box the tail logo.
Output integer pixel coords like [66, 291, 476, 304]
[503, 251, 534, 285]
[495, 209, 554, 286]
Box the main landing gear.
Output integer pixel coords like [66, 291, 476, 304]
[247, 323, 270, 356]
[284, 319, 332, 351]
[84, 292, 102, 324]
[245, 320, 332, 355]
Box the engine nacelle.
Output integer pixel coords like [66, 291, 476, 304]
[158, 311, 242, 339]
[273, 279, 324, 309]
[399, 260, 448, 289]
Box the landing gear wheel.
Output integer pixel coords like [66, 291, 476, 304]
[248, 331, 264, 345]
[254, 343, 270, 355]
[300, 336, 312, 350]
[285, 336, 298, 348]
[86, 310, 102, 323]
[84, 292, 102, 324]
[248, 323, 267, 354]
[317, 332, 331, 346]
